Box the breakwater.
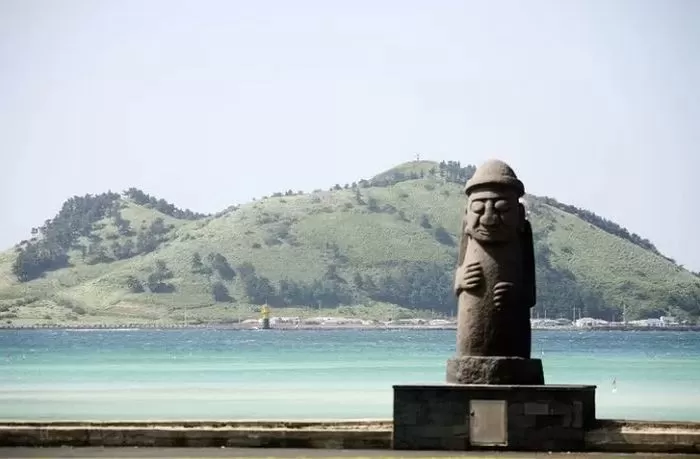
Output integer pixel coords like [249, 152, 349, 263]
[0, 419, 698, 453]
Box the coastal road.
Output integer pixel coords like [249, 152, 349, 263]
[1, 448, 698, 458]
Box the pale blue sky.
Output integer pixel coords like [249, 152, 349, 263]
[1, 0, 699, 270]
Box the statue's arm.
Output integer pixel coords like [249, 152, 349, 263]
[454, 216, 469, 296]
[454, 218, 483, 296]
[457, 215, 468, 267]
[521, 219, 537, 308]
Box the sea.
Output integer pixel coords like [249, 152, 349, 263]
[0, 329, 699, 422]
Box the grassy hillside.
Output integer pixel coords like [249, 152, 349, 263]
[1, 160, 698, 326]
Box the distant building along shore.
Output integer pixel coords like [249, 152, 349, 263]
[1, 315, 698, 331]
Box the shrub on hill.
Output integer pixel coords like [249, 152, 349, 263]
[125, 275, 145, 293]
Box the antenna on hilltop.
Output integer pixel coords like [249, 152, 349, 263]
[415, 153, 420, 162]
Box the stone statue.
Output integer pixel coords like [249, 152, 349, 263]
[446, 159, 544, 385]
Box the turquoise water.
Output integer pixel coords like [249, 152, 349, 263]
[1, 329, 699, 421]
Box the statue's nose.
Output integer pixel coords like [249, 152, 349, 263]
[481, 210, 498, 226]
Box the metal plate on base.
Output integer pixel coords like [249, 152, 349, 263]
[469, 399, 507, 446]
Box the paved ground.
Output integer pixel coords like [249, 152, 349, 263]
[0, 448, 697, 458]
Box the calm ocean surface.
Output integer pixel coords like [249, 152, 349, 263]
[0, 329, 699, 422]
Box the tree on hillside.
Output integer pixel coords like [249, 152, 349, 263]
[352, 272, 364, 289]
[191, 252, 212, 275]
[237, 263, 277, 304]
[434, 226, 455, 246]
[12, 192, 120, 281]
[192, 252, 203, 268]
[354, 188, 365, 205]
[135, 231, 159, 254]
[123, 188, 208, 220]
[111, 240, 135, 260]
[362, 275, 377, 293]
[111, 208, 132, 236]
[211, 281, 232, 302]
[278, 279, 303, 306]
[538, 196, 660, 255]
[208, 253, 235, 280]
[243, 273, 277, 304]
[11, 242, 69, 282]
[237, 260, 355, 307]
[146, 259, 175, 293]
[148, 217, 169, 235]
[366, 160, 475, 188]
[367, 197, 379, 212]
[368, 262, 452, 312]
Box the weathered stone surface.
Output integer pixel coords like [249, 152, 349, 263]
[451, 159, 542, 384]
[393, 384, 596, 451]
[446, 356, 544, 385]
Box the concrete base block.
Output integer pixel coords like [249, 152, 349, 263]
[446, 356, 544, 385]
[392, 384, 596, 451]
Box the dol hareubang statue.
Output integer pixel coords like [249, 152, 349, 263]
[446, 159, 544, 385]
[393, 160, 597, 452]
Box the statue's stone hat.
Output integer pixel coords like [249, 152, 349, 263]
[465, 159, 525, 197]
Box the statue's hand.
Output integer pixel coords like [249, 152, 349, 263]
[493, 281, 514, 308]
[455, 261, 483, 295]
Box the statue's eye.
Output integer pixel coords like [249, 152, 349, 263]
[470, 201, 485, 213]
[494, 200, 510, 212]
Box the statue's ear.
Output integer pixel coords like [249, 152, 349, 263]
[518, 203, 526, 232]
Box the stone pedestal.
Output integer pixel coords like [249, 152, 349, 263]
[446, 356, 544, 385]
[393, 384, 596, 452]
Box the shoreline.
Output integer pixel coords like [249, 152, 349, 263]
[1, 323, 699, 332]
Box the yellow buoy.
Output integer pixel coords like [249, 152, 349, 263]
[261, 304, 271, 329]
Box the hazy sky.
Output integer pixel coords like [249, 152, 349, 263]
[1, 0, 699, 270]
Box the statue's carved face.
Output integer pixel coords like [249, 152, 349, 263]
[465, 188, 521, 243]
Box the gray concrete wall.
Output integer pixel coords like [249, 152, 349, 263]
[0, 419, 698, 453]
[0, 422, 392, 449]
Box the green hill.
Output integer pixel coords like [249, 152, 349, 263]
[1, 160, 698, 326]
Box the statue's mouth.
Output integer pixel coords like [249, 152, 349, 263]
[477, 227, 500, 236]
